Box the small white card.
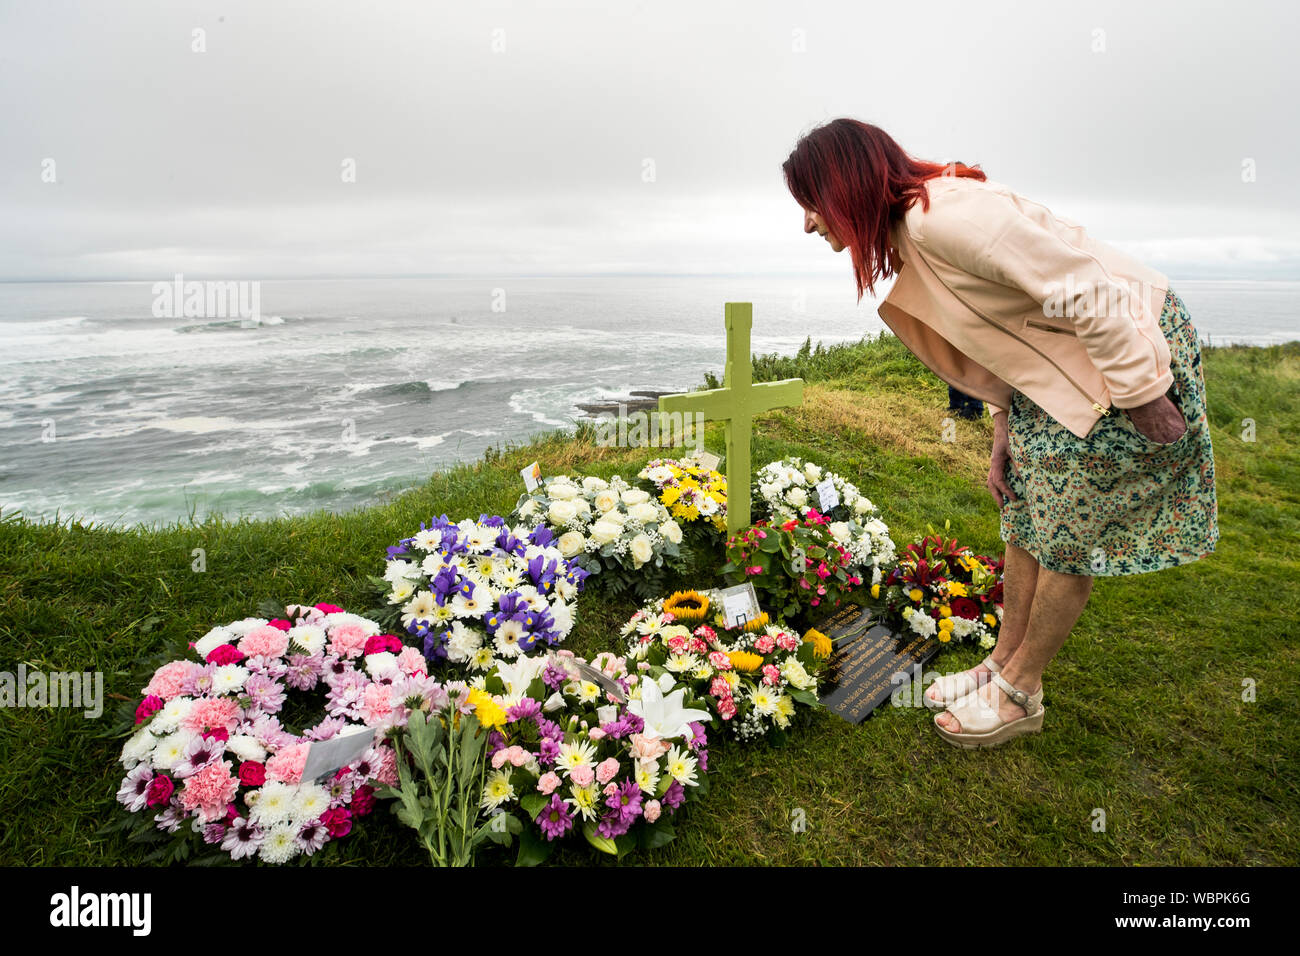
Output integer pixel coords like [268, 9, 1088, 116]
[692, 449, 721, 473]
[719, 582, 760, 629]
[301, 724, 375, 782]
[814, 477, 839, 512]
[520, 461, 542, 492]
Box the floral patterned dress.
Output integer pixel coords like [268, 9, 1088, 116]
[999, 289, 1219, 576]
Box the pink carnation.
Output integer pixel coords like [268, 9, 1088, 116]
[537, 771, 561, 795]
[265, 743, 309, 784]
[360, 684, 393, 726]
[315, 603, 345, 614]
[204, 644, 245, 666]
[588, 728, 607, 741]
[267, 619, 292, 631]
[643, 799, 662, 823]
[570, 765, 595, 788]
[146, 774, 174, 808]
[710, 676, 731, 697]
[182, 697, 242, 735]
[754, 635, 776, 654]
[328, 624, 369, 659]
[238, 625, 290, 660]
[596, 757, 620, 785]
[762, 664, 781, 686]
[179, 759, 239, 823]
[145, 660, 195, 701]
[135, 695, 164, 724]
[395, 646, 426, 676]
[373, 745, 398, 786]
[717, 696, 737, 720]
[776, 632, 799, 652]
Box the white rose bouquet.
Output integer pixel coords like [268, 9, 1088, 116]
[513, 474, 688, 600]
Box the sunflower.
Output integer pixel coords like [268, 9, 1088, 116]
[728, 650, 764, 673]
[663, 589, 710, 624]
[802, 627, 832, 659]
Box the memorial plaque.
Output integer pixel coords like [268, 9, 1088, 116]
[814, 601, 940, 723]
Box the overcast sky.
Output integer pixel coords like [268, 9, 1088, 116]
[1, 0, 1297, 281]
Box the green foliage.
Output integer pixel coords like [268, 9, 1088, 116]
[382, 710, 494, 867]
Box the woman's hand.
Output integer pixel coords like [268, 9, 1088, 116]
[1124, 394, 1187, 444]
[987, 410, 1017, 510]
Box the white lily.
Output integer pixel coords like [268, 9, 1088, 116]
[628, 676, 711, 741]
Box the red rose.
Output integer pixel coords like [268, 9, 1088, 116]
[951, 597, 981, 620]
[238, 761, 266, 787]
[134, 694, 163, 725]
[205, 643, 245, 665]
[145, 774, 174, 808]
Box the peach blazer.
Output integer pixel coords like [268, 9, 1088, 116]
[877, 175, 1172, 438]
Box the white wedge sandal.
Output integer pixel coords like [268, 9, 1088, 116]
[923, 654, 1002, 711]
[933, 673, 1045, 749]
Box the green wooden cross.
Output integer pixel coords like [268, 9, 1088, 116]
[658, 302, 804, 537]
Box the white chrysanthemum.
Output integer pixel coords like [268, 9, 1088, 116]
[470, 646, 497, 672]
[979, 631, 997, 650]
[445, 621, 484, 662]
[557, 739, 597, 773]
[151, 730, 197, 772]
[249, 781, 295, 827]
[635, 760, 661, 794]
[193, 626, 235, 659]
[388, 580, 416, 605]
[384, 558, 420, 583]
[211, 664, 249, 695]
[749, 686, 778, 716]
[906, 610, 937, 638]
[290, 783, 331, 826]
[665, 653, 700, 674]
[550, 600, 574, 637]
[149, 696, 194, 734]
[664, 746, 699, 787]
[120, 728, 157, 768]
[226, 734, 267, 763]
[481, 769, 516, 810]
[259, 822, 300, 864]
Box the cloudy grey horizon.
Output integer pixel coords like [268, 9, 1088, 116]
[2, 0, 1297, 283]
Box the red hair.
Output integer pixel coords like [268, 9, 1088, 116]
[782, 118, 986, 301]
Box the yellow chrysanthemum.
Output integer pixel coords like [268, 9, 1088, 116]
[946, 581, 969, 597]
[661, 486, 683, 507]
[908, 588, 924, 603]
[983, 613, 998, 627]
[802, 628, 832, 659]
[937, 630, 952, 643]
[466, 687, 507, 729]
[663, 590, 710, 624]
[871, 583, 880, 598]
[938, 617, 954, 631]
[939, 605, 953, 618]
[728, 651, 764, 673]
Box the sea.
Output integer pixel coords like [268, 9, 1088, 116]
[2, 275, 1296, 528]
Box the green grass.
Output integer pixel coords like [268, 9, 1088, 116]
[2, 336, 1297, 866]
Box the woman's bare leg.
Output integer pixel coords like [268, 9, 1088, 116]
[925, 541, 1039, 704]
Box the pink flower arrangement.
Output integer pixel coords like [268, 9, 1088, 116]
[117, 603, 431, 865]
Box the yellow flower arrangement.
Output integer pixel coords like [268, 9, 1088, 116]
[663, 589, 710, 624]
[802, 627, 832, 659]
